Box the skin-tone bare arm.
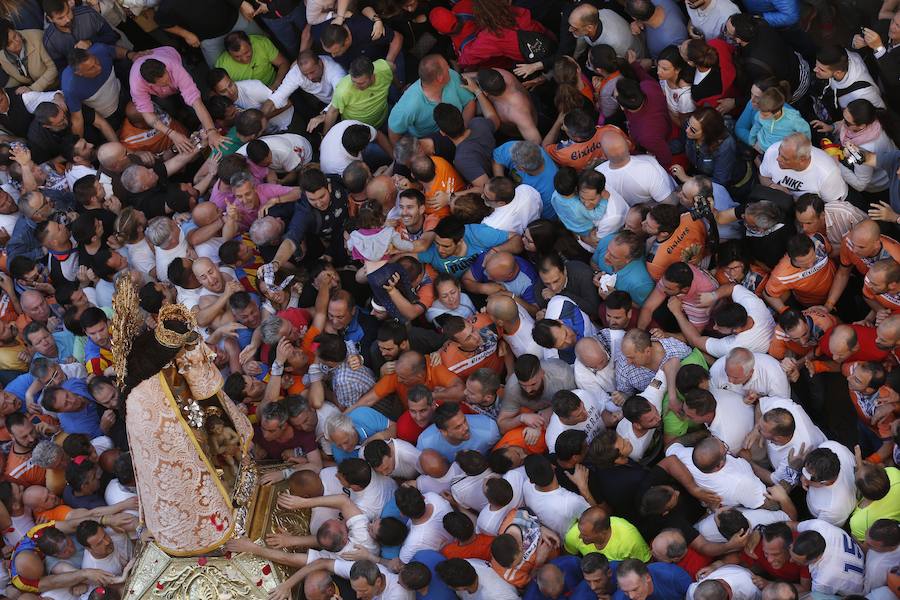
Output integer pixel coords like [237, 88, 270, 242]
[493, 233, 524, 255]
[70, 110, 85, 138]
[638, 287, 666, 330]
[657, 455, 722, 509]
[271, 53, 290, 89]
[386, 32, 403, 64]
[513, 113, 542, 145]
[92, 113, 118, 143]
[186, 217, 223, 247]
[824, 265, 852, 311]
[322, 105, 341, 135]
[432, 378, 465, 403]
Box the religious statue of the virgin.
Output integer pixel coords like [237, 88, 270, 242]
[111, 278, 307, 599]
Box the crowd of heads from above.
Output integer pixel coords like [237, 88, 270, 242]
[0, 0, 898, 598]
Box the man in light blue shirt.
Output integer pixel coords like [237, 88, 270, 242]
[388, 55, 475, 139]
[592, 231, 655, 306]
[417, 216, 521, 278]
[416, 402, 499, 461]
[493, 140, 558, 219]
[330, 406, 394, 463]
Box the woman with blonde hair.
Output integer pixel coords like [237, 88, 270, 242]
[114, 207, 156, 280]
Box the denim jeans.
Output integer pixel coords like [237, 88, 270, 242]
[261, 4, 306, 58]
[366, 262, 415, 322]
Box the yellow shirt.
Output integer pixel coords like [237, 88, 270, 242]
[564, 516, 651, 562]
[0, 342, 27, 371]
[850, 467, 900, 541]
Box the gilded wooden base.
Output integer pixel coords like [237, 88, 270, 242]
[124, 464, 310, 600]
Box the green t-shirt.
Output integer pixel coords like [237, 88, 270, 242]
[211, 127, 244, 159]
[662, 347, 708, 437]
[331, 59, 393, 128]
[564, 516, 651, 562]
[850, 466, 900, 541]
[214, 35, 279, 86]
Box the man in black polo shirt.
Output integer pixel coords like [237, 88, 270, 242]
[26, 101, 115, 164]
[0, 88, 35, 138]
[319, 15, 404, 74]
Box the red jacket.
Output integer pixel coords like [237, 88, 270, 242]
[457, 7, 553, 71]
[693, 38, 737, 110]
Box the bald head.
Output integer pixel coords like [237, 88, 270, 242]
[876, 314, 900, 350]
[484, 251, 518, 282]
[651, 529, 688, 562]
[849, 219, 884, 258]
[575, 337, 609, 370]
[192, 201, 219, 227]
[570, 3, 599, 27]
[762, 582, 798, 600]
[601, 133, 631, 165]
[366, 175, 395, 208]
[304, 570, 335, 600]
[829, 324, 859, 361]
[486, 293, 520, 325]
[191, 257, 214, 275]
[692, 436, 725, 473]
[536, 564, 565, 598]
[20, 290, 44, 313]
[97, 142, 127, 171]
[396, 351, 426, 376]
[288, 469, 325, 497]
[418, 449, 450, 478]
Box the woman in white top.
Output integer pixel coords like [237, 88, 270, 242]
[815, 99, 897, 192]
[426, 274, 477, 324]
[115, 207, 157, 280]
[657, 45, 695, 126]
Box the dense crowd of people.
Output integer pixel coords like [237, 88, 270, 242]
[0, 0, 898, 598]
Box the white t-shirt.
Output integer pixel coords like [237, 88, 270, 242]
[521, 484, 589, 537]
[482, 184, 542, 236]
[660, 81, 695, 116]
[687, 564, 760, 600]
[351, 472, 398, 521]
[176, 284, 204, 311]
[311, 466, 344, 534]
[704, 286, 776, 357]
[398, 492, 454, 563]
[865, 545, 900, 593]
[308, 513, 378, 561]
[238, 133, 312, 172]
[797, 519, 865, 596]
[124, 239, 156, 277]
[544, 388, 607, 451]
[758, 396, 827, 475]
[616, 418, 656, 461]
[416, 462, 466, 496]
[805, 440, 857, 527]
[574, 356, 617, 396]
[710, 352, 791, 399]
[501, 304, 542, 358]
[81, 529, 132, 575]
[759, 143, 849, 203]
[459, 559, 520, 600]
[476, 469, 526, 535]
[320, 120, 376, 175]
[270, 55, 346, 107]
[695, 508, 790, 542]
[236, 79, 293, 132]
[666, 443, 768, 509]
[450, 470, 492, 512]
[593, 188, 629, 240]
[154, 228, 190, 284]
[707, 387, 755, 453]
[358, 438, 421, 480]
[334, 559, 413, 600]
[104, 479, 138, 517]
[687, 0, 740, 40]
[596, 155, 676, 206]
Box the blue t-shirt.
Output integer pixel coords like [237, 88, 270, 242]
[415, 414, 500, 461]
[61, 43, 116, 113]
[410, 550, 458, 600]
[56, 377, 104, 438]
[331, 407, 390, 463]
[468, 252, 538, 304]
[592, 233, 655, 306]
[570, 560, 619, 600]
[492, 141, 559, 219]
[4, 373, 35, 403]
[388, 70, 475, 137]
[417, 224, 508, 278]
[610, 562, 691, 600]
[551, 192, 607, 236]
[524, 556, 584, 600]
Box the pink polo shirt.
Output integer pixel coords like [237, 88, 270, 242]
[656, 264, 718, 329]
[129, 47, 202, 114]
[212, 182, 296, 231]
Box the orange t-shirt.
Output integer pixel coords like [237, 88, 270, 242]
[646, 214, 707, 281]
[441, 534, 495, 561]
[372, 358, 459, 409]
[35, 505, 72, 522]
[839, 235, 900, 276]
[4, 451, 46, 487]
[544, 125, 632, 170]
[119, 116, 188, 154]
[768, 308, 839, 360]
[863, 284, 900, 313]
[766, 235, 835, 307]
[492, 510, 558, 589]
[425, 157, 465, 219]
[439, 313, 504, 379]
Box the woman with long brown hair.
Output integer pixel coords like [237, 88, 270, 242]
[553, 56, 596, 116]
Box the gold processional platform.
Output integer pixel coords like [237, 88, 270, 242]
[124, 463, 310, 600]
